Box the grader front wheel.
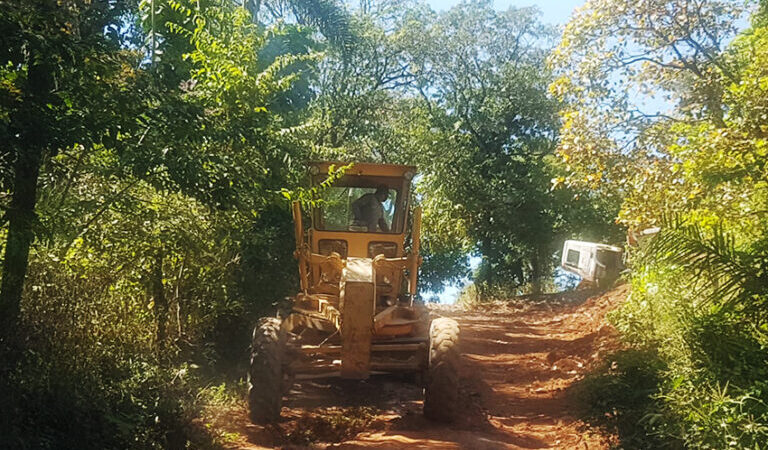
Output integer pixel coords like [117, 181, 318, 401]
[423, 317, 460, 422]
[248, 317, 285, 424]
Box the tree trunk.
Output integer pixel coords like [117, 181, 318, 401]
[174, 255, 186, 339]
[530, 252, 542, 295]
[530, 244, 549, 295]
[152, 250, 168, 352]
[0, 61, 53, 344]
[0, 148, 43, 340]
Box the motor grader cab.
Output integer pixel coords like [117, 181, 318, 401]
[248, 162, 460, 424]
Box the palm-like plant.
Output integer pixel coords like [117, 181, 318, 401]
[242, 0, 353, 48]
[140, 0, 353, 86]
[646, 218, 768, 320]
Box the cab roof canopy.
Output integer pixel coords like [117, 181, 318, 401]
[310, 161, 417, 178]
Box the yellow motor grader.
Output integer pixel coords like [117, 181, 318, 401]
[248, 162, 460, 423]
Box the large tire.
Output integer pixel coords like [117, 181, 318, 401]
[248, 317, 285, 424]
[423, 317, 460, 422]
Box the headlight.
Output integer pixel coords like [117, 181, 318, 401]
[368, 242, 397, 258]
[318, 239, 347, 258]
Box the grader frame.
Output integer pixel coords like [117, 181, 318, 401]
[248, 162, 460, 424]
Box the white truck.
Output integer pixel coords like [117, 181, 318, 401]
[561, 240, 623, 288]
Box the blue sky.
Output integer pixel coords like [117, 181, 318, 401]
[426, 0, 586, 25]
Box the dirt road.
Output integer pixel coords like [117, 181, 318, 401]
[219, 285, 628, 449]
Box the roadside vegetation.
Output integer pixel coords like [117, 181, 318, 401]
[0, 0, 614, 447]
[0, 0, 766, 448]
[554, 0, 768, 447]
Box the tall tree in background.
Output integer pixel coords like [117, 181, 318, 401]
[0, 0, 139, 342]
[305, 0, 622, 295]
[549, 0, 754, 230]
[243, 0, 352, 47]
[404, 1, 619, 293]
[412, 3, 561, 292]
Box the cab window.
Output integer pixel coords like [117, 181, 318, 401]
[313, 176, 404, 233]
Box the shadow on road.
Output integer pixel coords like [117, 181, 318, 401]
[224, 286, 628, 449]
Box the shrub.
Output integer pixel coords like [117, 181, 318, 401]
[606, 224, 768, 448]
[572, 348, 681, 449]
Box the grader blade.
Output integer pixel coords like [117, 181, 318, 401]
[340, 257, 374, 379]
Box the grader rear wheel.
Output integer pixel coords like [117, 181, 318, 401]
[248, 317, 286, 424]
[423, 317, 460, 422]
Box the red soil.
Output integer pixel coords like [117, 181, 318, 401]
[219, 284, 629, 449]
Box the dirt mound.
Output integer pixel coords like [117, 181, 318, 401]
[216, 285, 629, 449]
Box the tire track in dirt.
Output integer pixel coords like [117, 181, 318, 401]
[222, 285, 628, 449]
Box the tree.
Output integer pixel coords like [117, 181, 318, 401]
[0, 0, 140, 343]
[403, 1, 614, 293]
[553, 3, 768, 445]
[549, 0, 754, 229]
[302, 0, 622, 295]
[243, 0, 353, 47]
[0, 0, 329, 344]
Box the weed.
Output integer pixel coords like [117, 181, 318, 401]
[286, 406, 379, 445]
[571, 348, 683, 449]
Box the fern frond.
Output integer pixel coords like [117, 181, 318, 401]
[244, 0, 354, 49]
[647, 219, 765, 317]
[289, 0, 354, 48]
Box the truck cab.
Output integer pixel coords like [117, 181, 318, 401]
[561, 239, 623, 287]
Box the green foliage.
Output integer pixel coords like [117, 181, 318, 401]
[610, 249, 768, 448]
[403, 2, 564, 292]
[572, 349, 678, 449]
[243, 0, 353, 48]
[589, 236, 768, 448]
[280, 162, 352, 208]
[0, 0, 336, 447]
[305, 0, 623, 295]
[604, 214, 768, 447]
[647, 220, 768, 318]
[551, 0, 764, 230]
[662, 381, 768, 448]
[551, 0, 726, 215]
[555, 1, 768, 447]
[1, 346, 214, 450]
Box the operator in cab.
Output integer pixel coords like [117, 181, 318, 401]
[351, 185, 390, 232]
